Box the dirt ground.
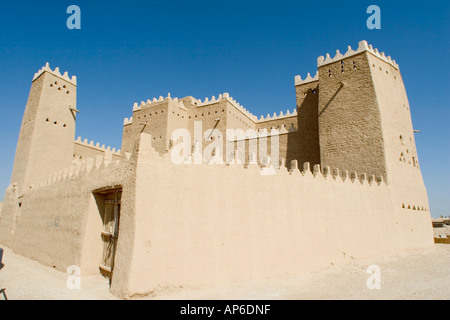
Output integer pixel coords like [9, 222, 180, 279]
[0, 244, 448, 300]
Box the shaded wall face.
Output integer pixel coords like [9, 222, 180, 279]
[318, 52, 387, 180]
[294, 81, 320, 166]
[121, 124, 133, 154]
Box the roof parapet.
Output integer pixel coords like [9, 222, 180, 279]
[32, 62, 77, 86]
[294, 71, 319, 86]
[123, 117, 133, 126]
[132, 93, 187, 112]
[130, 92, 298, 124]
[317, 40, 399, 70]
[75, 136, 121, 154]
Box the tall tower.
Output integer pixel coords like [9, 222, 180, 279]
[317, 41, 429, 211]
[10, 63, 77, 192]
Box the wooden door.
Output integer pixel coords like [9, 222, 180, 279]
[99, 189, 121, 277]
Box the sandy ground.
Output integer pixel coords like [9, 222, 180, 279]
[0, 244, 448, 300]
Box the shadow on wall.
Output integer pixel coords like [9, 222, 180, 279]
[318, 83, 344, 117]
[288, 87, 321, 167]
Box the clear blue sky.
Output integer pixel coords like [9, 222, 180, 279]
[0, 1, 448, 217]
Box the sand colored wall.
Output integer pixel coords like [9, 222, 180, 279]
[0, 153, 136, 278]
[367, 53, 430, 213]
[0, 133, 435, 298]
[121, 99, 170, 155]
[109, 134, 434, 298]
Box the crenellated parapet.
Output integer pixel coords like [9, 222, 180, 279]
[294, 71, 319, 86]
[193, 92, 259, 122]
[127, 91, 298, 126]
[29, 133, 387, 195]
[168, 139, 386, 187]
[194, 93, 225, 107]
[32, 62, 77, 86]
[123, 117, 133, 126]
[257, 109, 297, 122]
[132, 93, 188, 112]
[286, 161, 385, 187]
[317, 40, 399, 70]
[193, 92, 298, 124]
[75, 136, 121, 155]
[29, 151, 132, 191]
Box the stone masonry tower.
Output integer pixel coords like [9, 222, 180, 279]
[317, 40, 429, 211]
[10, 63, 77, 192]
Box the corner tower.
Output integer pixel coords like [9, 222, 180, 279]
[10, 63, 77, 191]
[317, 41, 429, 211]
